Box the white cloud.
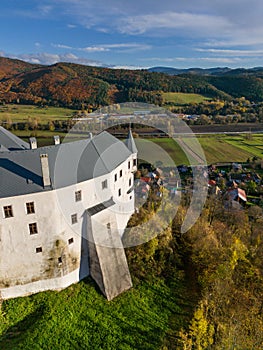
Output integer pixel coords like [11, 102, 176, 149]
[67, 24, 76, 28]
[118, 11, 232, 37]
[52, 42, 151, 53]
[48, 0, 263, 48]
[110, 65, 147, 70]
[197, 48, 263, 56]
[9, 52, 103, 66]
[37, 5, 53, 16]
[82, 46, 110, 52]
[52, 43, 74, 49]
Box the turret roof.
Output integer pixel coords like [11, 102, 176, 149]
[125, 129, 137, 154]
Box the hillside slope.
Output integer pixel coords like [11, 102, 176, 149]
[1, 57, 263, 108]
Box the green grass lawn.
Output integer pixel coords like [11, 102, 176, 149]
[162, 92, 211, 105]
[0, 104, 75, 123]
[0, 276, 192, 350]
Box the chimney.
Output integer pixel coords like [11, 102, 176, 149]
[40, 154, 51, 187]
[29, 137, 37, 149]
[54, 135, 60, 145]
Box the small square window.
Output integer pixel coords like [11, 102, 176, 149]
[102, 179, 108, 190]
[36, 247, 42, 253]
[118, 188, 121, 197]
[29, 222, 38, 235]
[68, 237, 74, 244]
[75, 190, 82, 202]
[120, 170, 123, 178]
[3, 205, 13, 218]
[114, 173, 117, 182]
[128, 161, 130, 169]
[133, 159, 137, 166]
[71, 213, 78, 224]
[26, 202, 35, 214]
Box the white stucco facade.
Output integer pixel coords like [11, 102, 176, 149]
[0, 136, 137, 300]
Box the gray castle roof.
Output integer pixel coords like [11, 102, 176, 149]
[0, 126, 29, 151]
[0, 130, 132, 198]
[125, 129, 138, 154]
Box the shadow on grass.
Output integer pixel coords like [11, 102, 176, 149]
[0, 303, 46, 349]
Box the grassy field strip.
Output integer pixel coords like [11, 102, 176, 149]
[162, 92, 211, 104]
[0, 105, 75, 123]
[150, 136, 262, 165]
[224, 136, 263, 159]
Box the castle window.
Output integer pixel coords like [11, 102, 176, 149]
[3, 205, 13, 218]
[75, 190, 82, 202]
[107, 222, 111, 230]
[68, 237, 74, 244]
[58, 257, 62, 264]
[120, 170, 123, 178]
[102, 179, 108, 190]
[26, 202, 35, 214]
[36, 247, 42, 253]
[71, 213, 78, 224]
[118, 188, 121, 197]
[29, 222, 38, 235]
[129, 178, 132, 187]
[133, 159, 137, 166]
[128, 161, 130, 169]
[114, 173, 117, 182]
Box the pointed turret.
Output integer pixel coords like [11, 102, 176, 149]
[125, 129, 138, 154]
[125, 128, 137, 172]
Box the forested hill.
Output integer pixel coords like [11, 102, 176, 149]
[1, 57, 263, 109]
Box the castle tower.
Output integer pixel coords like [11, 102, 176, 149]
[125, 128, 137, 172]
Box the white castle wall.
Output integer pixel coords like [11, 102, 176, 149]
[0, 154, 136, 299]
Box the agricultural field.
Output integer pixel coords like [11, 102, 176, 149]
[162, 92, 211, 105]
[223, 134, 263, 160]
[149, 134, 263, 165]
[0, 104, 75, 123]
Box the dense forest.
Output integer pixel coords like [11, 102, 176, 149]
[1, 57, 263, 109]
[124, 186, 263, 349]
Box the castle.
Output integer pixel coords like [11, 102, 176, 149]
[0, 127, 137, 301]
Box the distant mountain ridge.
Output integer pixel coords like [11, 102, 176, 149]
[148, 66, 263, 76]
[0, 57, 263, 108]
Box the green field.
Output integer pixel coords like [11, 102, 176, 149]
[149, 134, 263, 165]
[162, 92, 211, 104]
[223, 134, 263, 160]
[0, 104, 75, 123]
[0, 277, 192, 349]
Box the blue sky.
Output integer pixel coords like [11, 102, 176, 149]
[1, 0, 263, 69]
